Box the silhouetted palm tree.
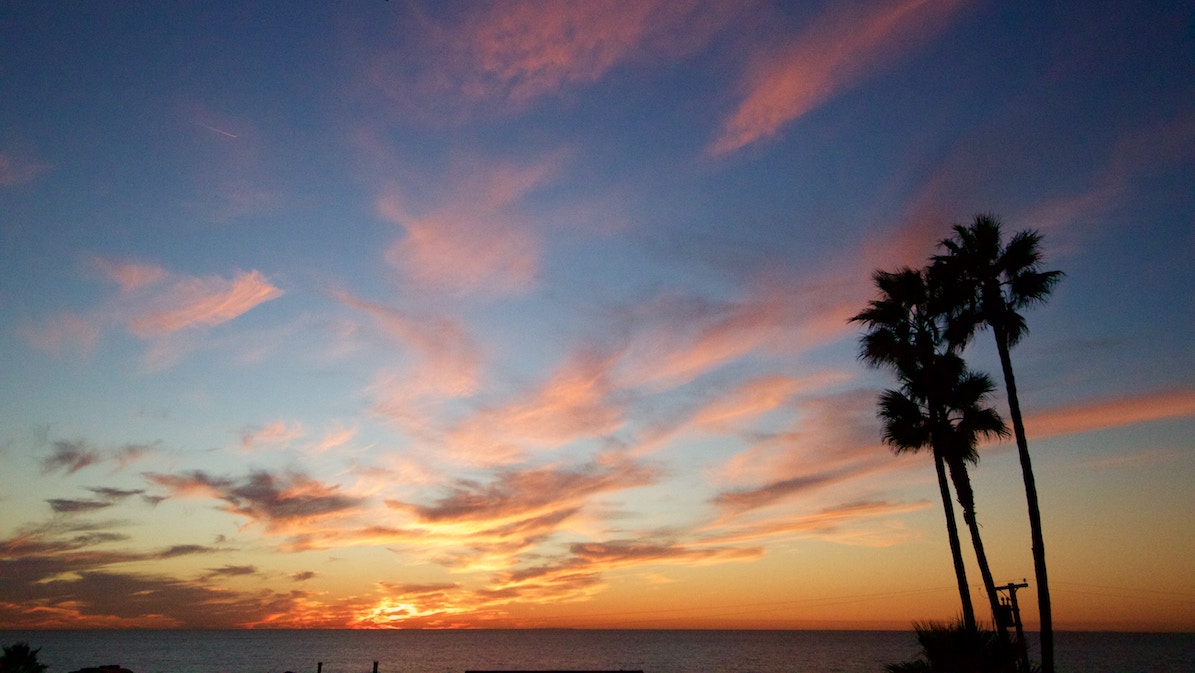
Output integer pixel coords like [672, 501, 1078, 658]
[934, 215, 1063, 673]
[853, 268, 1007, 635]
[1, 642, 48, 673]
[885, 619, 1003, 673]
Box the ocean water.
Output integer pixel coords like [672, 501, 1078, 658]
[1, 629, 1192, 673]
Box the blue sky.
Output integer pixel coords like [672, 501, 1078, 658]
[1, 0, 1192, 630]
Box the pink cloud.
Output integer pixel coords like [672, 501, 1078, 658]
[130, 270, 283, 337]
[691, 373, 847, 433]
[710, 0, 966, 156]
[711, 387, 893, 512]
[315, 423, 358, 452]
[614, 280, 855, 391]
[369, 1, 741, 120]
[336, 290, 482, 399]
[92, 256, 168, 292]
[240, 421, 304, 451]
[1026, 388, 1195, 440]
[375, 156, 561, 295]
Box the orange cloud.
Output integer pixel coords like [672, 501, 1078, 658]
[710, 0, 966, 155]
[314, 423, 358, 452]
[1026, 388, 1195, 440]
[394, 459, 656, 534]
[130, 270, 283, 337]
[569, 540, 762, 568]
[443, 353, 624, 465]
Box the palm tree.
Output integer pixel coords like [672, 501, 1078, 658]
[934, 215, 1063, 673]
[885, 619, 1003, 673]
[853, 268, 1007, 635]
[1, 642, 48, 673]
[935, 367, 1010, 652]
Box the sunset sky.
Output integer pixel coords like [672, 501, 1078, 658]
[1, 1, 1192, 632]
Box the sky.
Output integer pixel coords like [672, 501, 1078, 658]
[1, 1, 1192, 632]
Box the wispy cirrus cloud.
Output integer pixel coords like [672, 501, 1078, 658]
[710, 0, 966, 155]
[129, 270, 283, 337]
[19, 258, 283, 366]
[394, 459, 656, 531]
[442, 352, 624, 466]
[701, 499, 931, 548]
[91, 256, 169, 292]
[337, 290, 482, 400]
[375, 154, 561, 296]
[569, 539, 762, 568]
[691, 373, 840, 433]
[1025, 388, 1195, 440]
[369, 1, 743, 121]
[612, 280, 855, 391]
[240, 421, 304, 451]
[383, 458, 659, 573]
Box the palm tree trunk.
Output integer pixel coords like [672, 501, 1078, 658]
[996, 329, 1054, 673]
[934, 447, 976, 631]
[945, 457, 1003, 623]
[947, 456, 1015, 672]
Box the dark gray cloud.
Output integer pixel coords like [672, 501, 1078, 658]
[205, 564, 257, 578]
[89, 486, 146, 500]
[147, 469, 367, 531]
[156, 544, 218, 559]
[47, 498, 113, 514]
[39, 439, 156, 475]
[41, 440, 101, 475]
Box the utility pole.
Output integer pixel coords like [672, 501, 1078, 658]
[996, 580, 1031, 673]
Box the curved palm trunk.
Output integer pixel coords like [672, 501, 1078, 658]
[944, 457, 1001, 617]
[996, 330, 1054, 673]
[934, 447, 976, 631]
[945, 455, 1014, 671]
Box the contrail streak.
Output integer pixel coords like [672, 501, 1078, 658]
[197, 122, 238, 138]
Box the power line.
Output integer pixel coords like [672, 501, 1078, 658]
[522, 586, 958, 625]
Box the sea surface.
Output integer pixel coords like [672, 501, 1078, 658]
[2, 629, 1192, 673]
